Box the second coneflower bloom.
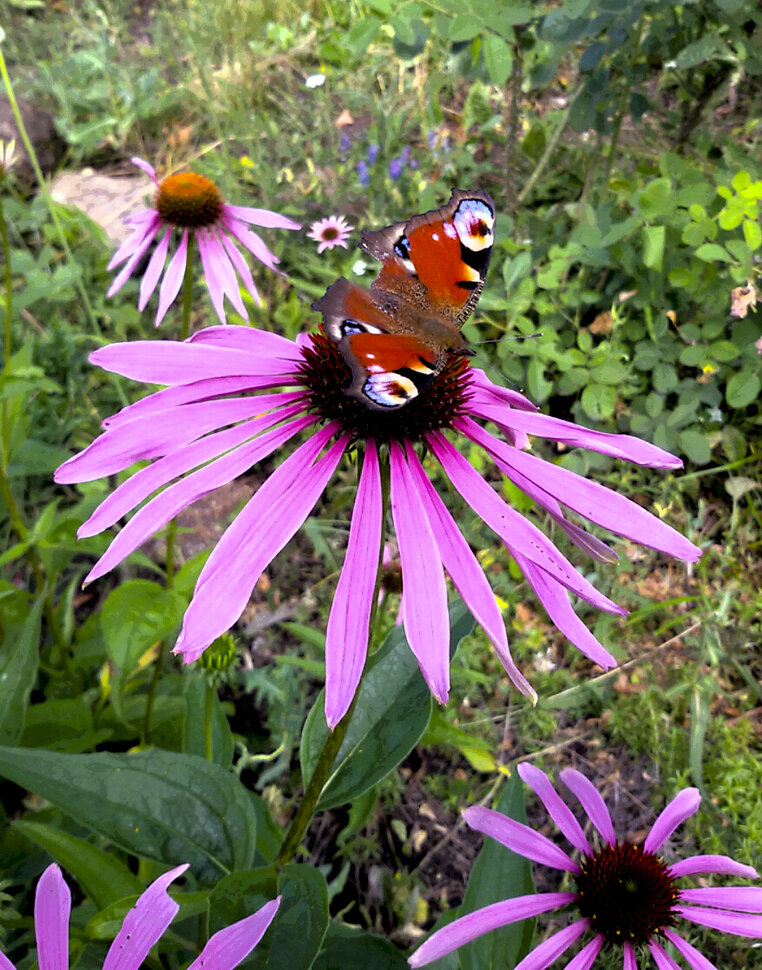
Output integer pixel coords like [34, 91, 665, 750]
[108, 157, 301, 326]
[307, 214, 354, 253]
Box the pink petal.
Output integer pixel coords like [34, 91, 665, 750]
[187, 325, 302, 359]
[186, 897, 280, 970]
[649, 940, 681, 970]
[405, 442, 535, 700]
[468, 367, 538, 412]
[644, 787, 700, 853]
[325, 443, 382, 728]
[459, 417, 701, 563]
[674, 904, 762, 938]
[223, 203, 301, 230]
[562, 935, 603, 970]
[680, 886, 762, 912]
[560, 770, 616, 846]
[429, 432, 624, 615]
[88, 341, 295, 384]
[669, 855, 759, 880]
[210, 226, 249, 319]
[197, 227, 229, 323]
[219, 229, 262, 307]
[138, 227, 171, 312]
[102, 865, 188, 970]
[130, 156, 159, 184]
[57, 396, 282, 482]
[35, 865, 70, 970]
[390, 440, 450, 704]
[79, 398, 305, 536]
[517, 763, 592, 856]
[662, 929, 718, 970]
[408, 893, 576, 967]
[463, 805, 579, 873]
[102, 378, 302, 431]
[156, 229, 189, 325]
[174, 426, 346, 662]
[84, 413, 314, 583]
[0, 952, 15, 970]
[107, 213, 159, 271]
[513, 919, 588, 970]
[511, 552, 618, 668]
[107, 220, 161, 297]
[223, 216, 282, 273]
[624, 941, 638, 970]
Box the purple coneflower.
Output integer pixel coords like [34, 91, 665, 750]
[1, 863, 279, 970]
[107, 158, 300, 326]
[55, 325, 699, 728]
[410, 763, 762, 969]
[307, 215, 354, 254]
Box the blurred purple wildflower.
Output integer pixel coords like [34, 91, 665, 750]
[368, 143, 380, 165]
[357, 160, 370, 187]
[388, 158, 402, 180]
[411, 764, 762, 969]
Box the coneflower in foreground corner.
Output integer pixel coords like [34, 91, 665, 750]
[0, 863, 279, 970]
[55, 324, 700, 728]
[107, 157, 300, 326]
[409, 762, 762, 970]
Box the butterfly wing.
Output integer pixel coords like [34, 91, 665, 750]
[361, 188, 495, 327]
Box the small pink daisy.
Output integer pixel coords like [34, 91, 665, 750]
[107, 157, 301, 326]
[1, 862, 279, 970]
[410, 764, 762, 969]
[307, 214, 354, 253]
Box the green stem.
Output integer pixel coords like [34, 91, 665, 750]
[0, 51, 98, 335]
[204, 682, 215, 761]
[276, 447, 390, 866]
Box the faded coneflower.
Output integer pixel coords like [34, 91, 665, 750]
[107, 157, 300, 326]
[307, 214, 354, 254]
[3, 862, 279, 970]
[55, 318, 699, 728]
[410, 763, 762, 969]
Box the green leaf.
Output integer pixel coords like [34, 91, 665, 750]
[211, 865, 328, 970]
[694, 243, 733, 263]
[589, 360, 628, 385]
[312, 923, 409, 970]
[726, 371, 761, 409]
[459, 771, 535, 970]
[449, 13, 483, 41]
[423, 709, 496, 772]
[638, 178, 672, 219]
[183, 677, 235, 767]
[0, 747, 257, 884]
[743, 219, 762, 251]
[642, 225, 665, 271]
[12, 820, 143, 910]
[675, 34, 722, 69]
[0, 595, 43, 744]
[581, 384, 617, 420]
[527, 358, 552, 401]
[302, 601, 474, 811]
[678, 429, 711, 465]
[483, 32, 513, 87]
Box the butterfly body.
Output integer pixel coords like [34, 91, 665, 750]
[312, 189, 495, 410]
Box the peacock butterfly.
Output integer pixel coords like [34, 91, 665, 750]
[312, 189, 495, 410]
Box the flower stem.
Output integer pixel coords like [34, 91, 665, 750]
[204, 681, 215, 761]
[276, 446, 390, 866]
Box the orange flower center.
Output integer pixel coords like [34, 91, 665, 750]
[155, 173, 224, 228]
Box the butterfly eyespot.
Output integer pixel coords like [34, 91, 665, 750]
[394, 236, 411, 260]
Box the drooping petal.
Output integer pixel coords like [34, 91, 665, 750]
[562, 935, 603, 970]
[223, 203, 301, 230]
[196, 227, 228, 323]
[429, 432, 624, 615]
[107, 212, 160, 271]
[102, 865, 188, 970]
[175, 426, 346, 662]
[107, 220, 161, 297]
[88, 341, 295, 384]
[156, 229, 189, 325]
[409, 442, 535, 700]
[560, 770, 616, 846]
[390, 440, 450, 704]
[643, 787, 701, 853]
[325, 443, 382, 728]
[468, 367, 537, 412]
[649, 940, 681, 970]
[517, 763, 592, 856]
[223, 216, 283, 273]
[78, 399, 305, 536]
[463, 805, 579, 873]
[35, 865, 70, 970]
[138, 227, 171, 311]
[130, 156, 159, 184]
[513, 919, 588, 970]
[512, 552, 618, 669]
[662, 928, 717, 970]
[674, 904, 762, 938]
[186, 897, 280, 970]
[0, 952, 15, 970]
[408, 893, 576, 968]
[84, 413, 315, 583]
[208, 226, 249, 319]
[679, 886, 762, 912]
[623, 941, 638, 970]
[669, 855, 759, 880]
[218, 229, 262, 307]
[460, 417, 701, 562]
